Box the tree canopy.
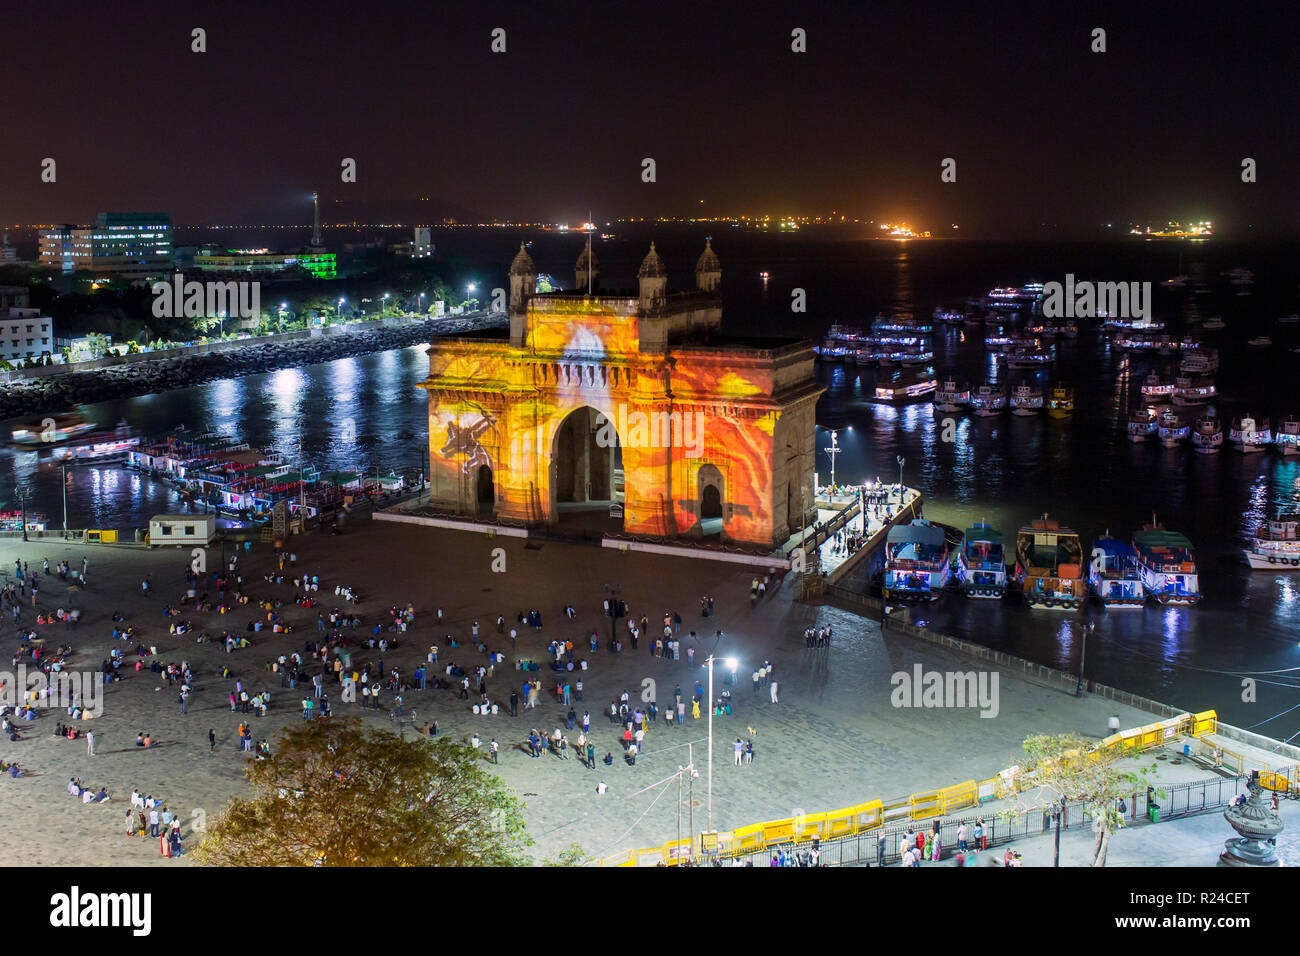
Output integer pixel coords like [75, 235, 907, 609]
[195, 718, 532, 866]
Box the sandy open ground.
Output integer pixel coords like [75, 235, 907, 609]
[0, 510, 1214, 865]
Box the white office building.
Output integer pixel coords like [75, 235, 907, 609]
[0, 308, 53, 361]
[39, 212, 173, 280]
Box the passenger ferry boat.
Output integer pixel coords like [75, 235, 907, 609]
[10, 411, 99, 449]
[1172, 376, 1217, 406]
[1127, 407, 1158, 442]
[1015, 515, 1086, 609]
[1191, 415, 1223, 453]
[818, 324, 871, 361]
[1275, 414, 1300, 456]
[1247, 335, 1272, 349]
[1157, 409, 1189, 447]
[1140, 372, 1176, 403]
[933, 378, 971, 413]
[1132, 520, 1201, 606]
[883, 519, 951, 602]
[874, 367, 938, 403]
[1047, 385, 1074, 419]
[1179, 348, 1218, 374]
[1003, 345, 1054, 369]
[984, 283, 1044, 313]
[1229, 415, 1272, 452]
[1088, 537, 1145, 607]
[873, 313, 934, 335]
[969, 383, 1008, 417]
[932, 308, 965, 326]
[953, 522, 1007, 598]
[1202, 316, 1226, 331]
[1010, 382, 1044, 416]
[1245, 513, 1300, 570]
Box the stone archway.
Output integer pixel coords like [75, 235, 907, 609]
[550, 406, 623, 527]
[696, 463, 724, 536]
[476, 464, 495, 515]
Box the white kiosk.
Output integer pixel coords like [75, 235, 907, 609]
[148, 514, 216, 547]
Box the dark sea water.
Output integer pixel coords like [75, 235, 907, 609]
[5, 228, 1300, 729]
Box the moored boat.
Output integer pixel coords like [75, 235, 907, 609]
[1157, 409, 1189, 447]
[1047, 385, 1074, 419]
[1010, 382, 1044, 416]
[1088, 537, 1145, 607]
[1015, 515, 1086, 609]
[883, 519, 951, 602]
[933, 377, 971, 413]
[1127, 407, 1158, 442]
[1191, 415, 1223, 454]
[969, 383, 1008, 417]
[1245, 514, 1300, 570]
[1172, 376, 1217, 406]
[874, 366, 938, 403]
[953, 521, 1007, 598]
[1229, 414, 1272, 452]
[1132, 519, 1201, 606]
[1275, 414, 1300, 456]
[1139, 372, 1175, 403]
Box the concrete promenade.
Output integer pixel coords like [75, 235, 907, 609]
[0, 513, 1263, 865]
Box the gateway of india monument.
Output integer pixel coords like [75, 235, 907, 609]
[418, 240, 825, 549]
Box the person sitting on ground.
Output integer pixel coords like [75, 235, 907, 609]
[135, 732, 145, 747]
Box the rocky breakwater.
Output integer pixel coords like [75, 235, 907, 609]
[0, 313, 506, 419]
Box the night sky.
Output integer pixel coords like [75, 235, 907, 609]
[5, 1, 1298, 237]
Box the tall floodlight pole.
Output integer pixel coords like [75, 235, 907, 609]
[822, 430, 840, 492]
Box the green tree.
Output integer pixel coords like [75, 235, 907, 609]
[1008, 733, 1163, 867]
[194, 718, 532, 866]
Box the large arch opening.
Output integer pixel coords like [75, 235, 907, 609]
[697, 463, 724, 537]
[476, 464, 495, 516]
[551, 406, 624, 532]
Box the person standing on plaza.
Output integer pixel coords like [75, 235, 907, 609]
[677, 699, 686, 725]
[769, 680, 779, 704]
[733, 737, 743, 766]
[876, 830, 887, 866]
[687, 646, 695, 667]
[586, 740, 595, 769]
[489, 738, 498, 764]
[86, 729, 95, 757]
[209, 729, 216, 752]
[510, 689, 519, 717]
[957, 822, 968, 853]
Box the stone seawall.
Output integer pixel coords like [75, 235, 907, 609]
[0, 312, 506, 419]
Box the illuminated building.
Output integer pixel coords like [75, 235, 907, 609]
[0, 308, 53, 361]
[39, 213, 173, 279]
[420, 241, 825, 547]
[193, 249, 338, 279]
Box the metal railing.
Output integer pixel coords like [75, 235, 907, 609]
[718, 775, 1243, 867]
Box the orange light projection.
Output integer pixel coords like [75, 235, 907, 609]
[418, 243, 823, 549]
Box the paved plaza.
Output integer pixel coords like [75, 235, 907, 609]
[0, 512, 1238, 865]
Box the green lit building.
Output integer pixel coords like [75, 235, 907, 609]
[195, 249, 337, 279]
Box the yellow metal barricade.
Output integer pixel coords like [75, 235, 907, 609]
[732, 823, 766, 854]
[938, 780, 977, 814]
[909, 789, 942, 820]
[100, 530, 118, 543]
[1258, 771, 1289, 793]
[1192, 710, 1217, 736]
[792, 812, 827, 842]
[761, 817, 796, 846]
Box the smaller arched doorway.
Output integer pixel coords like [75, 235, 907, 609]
[476, 465, 495, 516]
[697, 464, 724, 537]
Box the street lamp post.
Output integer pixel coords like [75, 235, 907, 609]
[896, 455, 906, 511]
[18, 486, 29, 542]
[1075, 621, 1094, 697]
[337, 298, 345, 322]
[705, 654, 739, 835]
